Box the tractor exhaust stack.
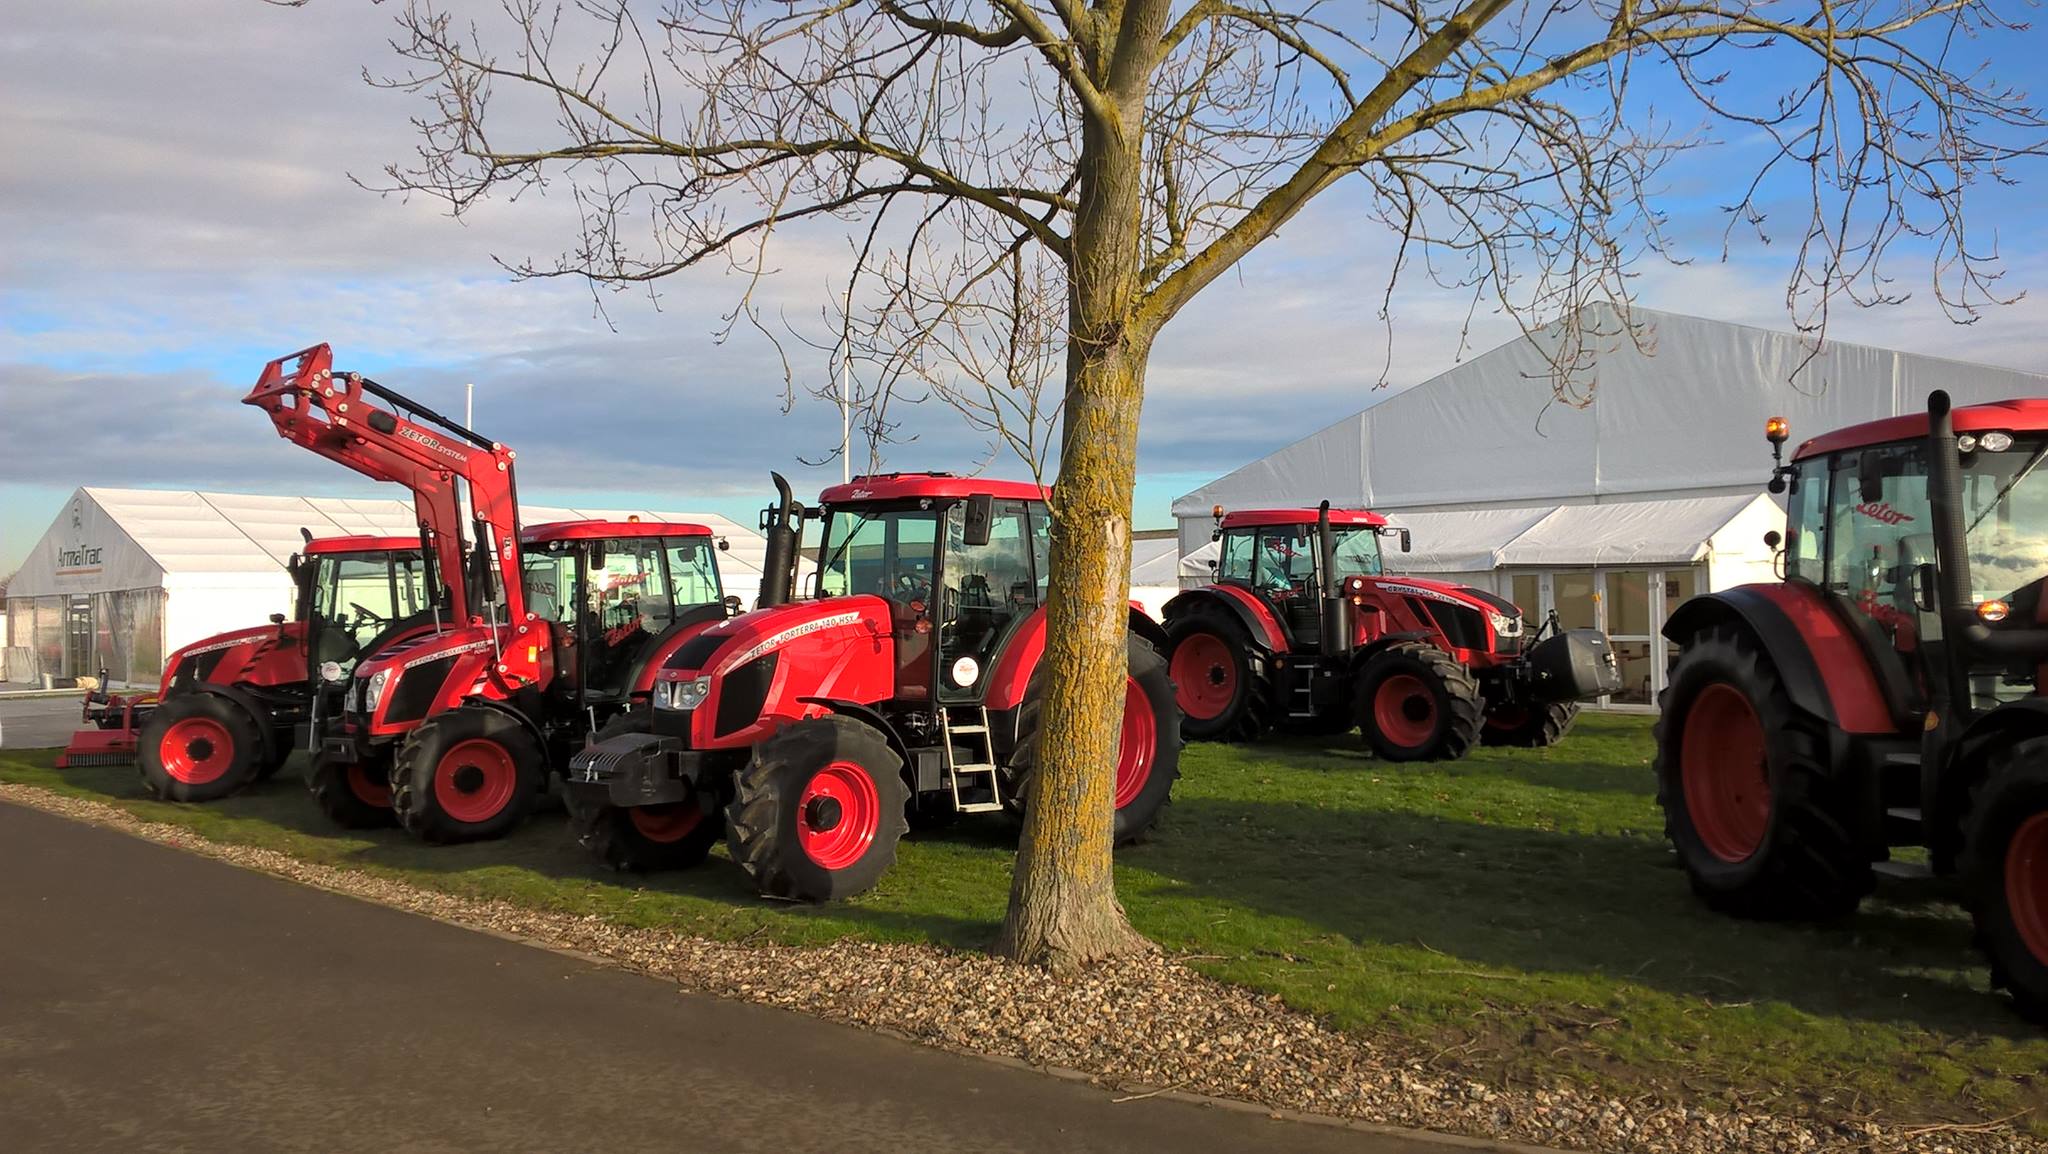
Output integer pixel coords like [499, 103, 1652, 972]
[759, 472, 802, 609]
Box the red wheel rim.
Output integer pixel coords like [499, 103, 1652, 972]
[797, 761, 881, 870]
[1171, 633, 1236, 720]
[346, 763, 391, 808]
[160, 717, 234, 784]
[1485, 706, 1528, 732]
[2006, 813, 2048, 965]
[1372, 674, 1437, 749]
[1680, 683, 1771, 862]
[629, 803, 703, 844]
[1115, 676, 1158, 809]
[432, 738, 520, 825]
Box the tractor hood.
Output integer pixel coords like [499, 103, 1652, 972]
[1358, 576, 1524, 634]
[651, 595, 898, 750]
[159, 620, 305, 699]
[345, 626, 502, 735]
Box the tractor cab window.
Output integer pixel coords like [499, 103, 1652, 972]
[589, 538, 675, 639]
[1826, 445, 1934, 636]
[664, 538, 723, 607]
[309, 552, 427, 666]
[938, 500, 1037, 696]
[1218, 529, 1255, 583]
[1783, 461, 1826, 583]
[1329, 527, 1384, 579]
[1254, 526, 1317, 598]
[817, 506, 940, 605]
[521, 548, 576, 625]
[1959, 437, 2048, 604]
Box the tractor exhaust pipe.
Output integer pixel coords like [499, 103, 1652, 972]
[758, 472, 801, 609]
[1317, 501, 1351, 656]
[1925, 389, 1975, 716]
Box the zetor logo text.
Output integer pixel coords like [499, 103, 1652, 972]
[397, 425, 469, 463]
[1855, 501, 1915, 526]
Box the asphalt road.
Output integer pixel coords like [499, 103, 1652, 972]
[0, 802, 1452, 1154]
[0, 695, 87, 750]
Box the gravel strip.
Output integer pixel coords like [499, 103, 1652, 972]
[4, 781, 2035, 1154]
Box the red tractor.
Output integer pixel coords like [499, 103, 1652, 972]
[1164, 505, 1620, 760]
[58, 536, 435, 800]
[566, 472, 1182, 901]
[244, 346, 735, 842]
[1658, 392, 2048, 1022]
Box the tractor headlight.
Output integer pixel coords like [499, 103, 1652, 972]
[658, 675, 711, 711]
[1488, 611, 1520, 639]
[362, 668, 392, 713]
[319, 661, 345, 684]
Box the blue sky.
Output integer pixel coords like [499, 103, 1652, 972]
[4, 1, 2045, 576]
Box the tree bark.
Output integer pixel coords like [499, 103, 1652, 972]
[995, 25, 1158, 969]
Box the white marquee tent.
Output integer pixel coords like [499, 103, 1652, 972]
[3, 488, 780, 686]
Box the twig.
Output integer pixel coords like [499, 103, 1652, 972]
[1900, 1109, 2032, 1138]
[1112, 1080, 1191, 1103]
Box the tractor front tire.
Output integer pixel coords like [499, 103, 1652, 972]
[137, 693, 264, 803]
[390, 708, 544, 845]
[726, 714, 910, 902]
[1352, 642, 1483, 762]
[1654, 627, 1870, 920]
[1481, 701, 1580, 748]
[307, 751, 397, 829]
[568, 710, 726, 873]
[1007, 635, 1184, 844]
[1164, 607, 1272, 741]
[1963, 743, 2048, 1023]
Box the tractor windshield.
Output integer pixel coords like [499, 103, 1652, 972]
[309, 551, 428, 667]
[1329, 527, 1384, 579]
[1960, 438, 2048, 602]
[816, 506, 941, 605]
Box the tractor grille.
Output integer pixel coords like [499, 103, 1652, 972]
[715, 654, 778, 737]
[1411, 597, 1487, 651]
[385, 655, 456, 725]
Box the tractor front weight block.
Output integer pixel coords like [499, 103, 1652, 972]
[567, 731, 704, 807]
[1522, 629, 1624, 702]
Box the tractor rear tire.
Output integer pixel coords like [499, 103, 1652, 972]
[1481, 701, 1579, 748]
[1654, 627, 1870, 919]
[1164, 606, 1273, 741]
[307, 751, 397, 829]
[1963, 742, 2048, 1023]
[726, 714, 910, 901]
[390, 708, 544, 845]
[1352, 642, 1483, 762]
[568, 710, 726, 872]
[1007, 635, 1184, 844]
[137, 693, 263, 803]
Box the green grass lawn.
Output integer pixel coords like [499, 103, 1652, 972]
[5, 713, 2043, 1130]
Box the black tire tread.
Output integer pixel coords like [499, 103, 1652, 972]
[1652, 626, 1871, 920]
[1354, 641, 1483, 762]
[1163, 604, 1275, 742]
[726, 715, 910, 901]
[306, 752, 397, 829]
[1480, 701, 1580, 748]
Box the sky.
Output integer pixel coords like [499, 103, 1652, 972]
[4, 1, 2046, 577]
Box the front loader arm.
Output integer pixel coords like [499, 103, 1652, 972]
[242, 344, 530, 630]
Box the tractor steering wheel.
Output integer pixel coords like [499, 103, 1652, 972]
[350, 601, 390, 630]
[893, 571, 931, 602]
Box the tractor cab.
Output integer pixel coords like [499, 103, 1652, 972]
[1209, 507, 1405, 646]
[1772, 403, 2048, 716]
[809, 474, 1052, 703]
[518, 521, 730, 707]
[297, 535, 436, 677]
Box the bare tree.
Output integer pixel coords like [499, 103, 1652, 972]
[372, 0, 2041, 968]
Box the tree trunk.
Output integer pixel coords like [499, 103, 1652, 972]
[996, 49, 1156, 970]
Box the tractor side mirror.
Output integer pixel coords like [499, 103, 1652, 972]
[270, 613, 286, 625]
[723, 595, 742, 617]
[1858, 451, 1892, 505]
[1399, 528, 1411, 553]
[1914, 563, 1938, 613]
[589, 538, 607, 570]
[1207, 559, 1218, 574]
[1764, 529, 1782, 550]
[962, 494, 994, 547]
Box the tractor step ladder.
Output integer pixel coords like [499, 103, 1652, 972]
[939, 706, 1006, 814]
[1285, 669, 1318, 719]
[1873, 859, 1935, 881]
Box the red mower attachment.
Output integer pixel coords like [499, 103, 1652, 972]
[55, 675, 157, 769]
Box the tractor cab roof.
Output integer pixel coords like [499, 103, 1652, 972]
[302, 535, 424, 556]
[818, 472, 1051, 505]
[1794, 398, 2048, 461]
[520, 520, 714, 544]
[1217, 508, 1388, 530]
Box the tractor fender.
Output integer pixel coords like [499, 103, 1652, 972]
[458, 695, 551, 767]
[1662, 584, 1894, 735]
[1345, 631, 1440, 671]
[160, 682, 286, 767]
[1161, 585, 1287, 654]
[983, 606, 1185, 711]
[796, 697, 921, 788]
